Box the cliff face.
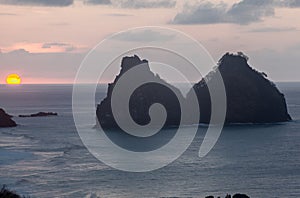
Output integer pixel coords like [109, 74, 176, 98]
[96, 55, 183, 129]
[0, 108, 17, 127]
[190, 52, 291, 124]
[97, 53, 291, 128]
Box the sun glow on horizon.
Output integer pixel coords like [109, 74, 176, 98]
[6, 74, 21, 85]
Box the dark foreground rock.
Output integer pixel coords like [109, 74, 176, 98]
[0, 108, 17, 127]
[19, 112, 58, 118]
[190, 52, 291, 124]
[97, 53, 291, 128]
[0, 185, 26, 198]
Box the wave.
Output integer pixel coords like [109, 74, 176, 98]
[288, 104, 300, 107]
[33, 144, 85, 160]
[15, 178, 32, 185]
[35, 146, 84, 154]
[84, 192, 101, 198]
[1, 131, 35, 141]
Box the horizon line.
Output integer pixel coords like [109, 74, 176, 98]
[1, 81, 300, 86]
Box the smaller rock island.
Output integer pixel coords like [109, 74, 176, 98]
[19, 112, 58, 118]
[0, 108, 17, 127]
[190, 52, 292, 124]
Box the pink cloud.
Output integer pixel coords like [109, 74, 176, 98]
[2, 42, 87, 53]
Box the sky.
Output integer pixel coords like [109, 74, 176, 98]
[0, 0, 300, 84]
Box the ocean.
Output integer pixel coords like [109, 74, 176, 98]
[0, 83, 299, 197]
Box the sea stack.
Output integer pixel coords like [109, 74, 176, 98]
[96, 55, 183, 129]
[0, 108, 17, 127]
[190, 52, 292, 124]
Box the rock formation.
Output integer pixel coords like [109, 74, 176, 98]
[96, 55, 183, 129]
[206, 194, 250, 198]
[19, 112, 58, 118]
[190, 52, 291, 124]
[0, 185, 26, 198]
[0, 108, 17, 127]
[97, 53, 291, 128]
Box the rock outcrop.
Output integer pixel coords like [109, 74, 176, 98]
[97, 53, 291, 128]
[0, 108, 17, 127]
[206, 193, 250, 198]
[19, 112, 58, 118]
[0, 185, 26, 198]
[190, 52, 291, 124]
[96, 55, 183, 129]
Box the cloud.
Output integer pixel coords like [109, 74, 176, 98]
[42, 42, 76, 52]
[279, 0, 300, 8]
[84, 0, 111, 5]
[2, 42, 83, 53]
[248, 27, 298, 33]
[227, 0, 275, 24]
[172, 0, 300, 25]
[6, 48, 30, 54]
[115, 0, 176, 8]
[172, 2, 227, 24]
[104, 13, 133, 17]
[114, 29, 175, 42]
[172, 0, 277, 25]
[0, 0, 175, 8]
[0, 0, 73, 6]
[84, 0, 176, 8]
[0, 12, 17, 15]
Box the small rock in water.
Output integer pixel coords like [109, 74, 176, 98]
[19, 112, 58, 117]
[205, 193, 250, 198]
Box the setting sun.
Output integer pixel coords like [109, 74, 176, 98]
[6, 74, 21, 85]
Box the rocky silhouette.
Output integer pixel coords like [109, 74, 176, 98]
[0, 185, 28, 198]
[206, 194, 250, 198]
[19, 112, 58, 118]
[97, 53, 291, 128]
[97, 55, 183, 129]
[232, 194, 250, 198]
[190, 52, 291, 124]
[0, 108, 17, 127]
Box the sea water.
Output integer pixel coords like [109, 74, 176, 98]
[0, 83, 299, 197]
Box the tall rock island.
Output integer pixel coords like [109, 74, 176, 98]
[96, 55, 183, 129]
